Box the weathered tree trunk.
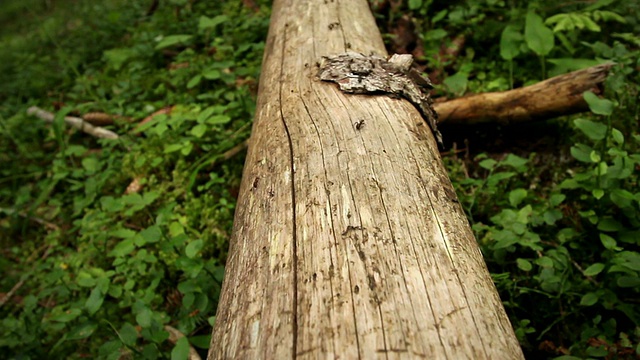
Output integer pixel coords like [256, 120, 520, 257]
[434, 63, 613, 125]
[208, 1, 524, 359]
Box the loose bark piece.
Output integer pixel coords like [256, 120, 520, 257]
[209, 0, 524, 359]
[27, 106, 119, 139]
[318, 52, 442, 145]
[434, 63, 613, 125]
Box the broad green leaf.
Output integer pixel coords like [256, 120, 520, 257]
[136, 226, 162, 246]
[202, 69, 221, 80]
[598, 217, 623, 232]
[187, 75, 202, 89]
[570, 144, 593, 163]
[610, 189, 634, 208]
[580, 292, 599, 306]
[171, 337, 190, 360]
[164, 143, 183, 153]
[67, 321, 98, 340]
[185, 239, 204, 259]
[592, 189, 605, 199]
[206, 115, 231, 125]
[50, 308, 82, 322]
[155, 35, 192, 50]
[103, 48, 136, 70]
[443, 71, 468, 95]
[408, 0, 422, 10]
[549, 194, 566, 206]
[525, 11, 555, 56]
[189, 335, 212, 349]
[516, 258, 532, 271]
[191, 124, 207, 138]
[502, 154, 528, 169]
[119, 323, 138, 347]
[583, 91, 614, 116]
[600, 233, 617, 249]
[500, 25, 522, 60]
[509, 189, 528, 207]
[198, 15, 227, 31]
[136, 308, 153, 328]
[617, 276, 640, 288]
[85, 287, 105, 315]
[611, 128, 624, 144]
[479, 158, 497, 170]
[574, 118, 607, 140]
[110, 238, 135, 257]
[584, 263, 605, 276]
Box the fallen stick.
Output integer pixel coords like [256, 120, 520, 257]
[27, 106, 119, 139]
[434, 63, 614, 125]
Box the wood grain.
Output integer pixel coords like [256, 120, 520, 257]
[208, 1, 524, 359]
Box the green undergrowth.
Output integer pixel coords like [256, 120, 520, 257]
[0, 0, 639, 359]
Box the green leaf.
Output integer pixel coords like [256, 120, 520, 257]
[164, 143, 184, 153]
[516, 258, 532, 271]
[119, 323, 138, 347]
[592, 189, 604, 199]
[600, 233, 617, 249]
[500, 25, 522, 60]
[189, 335, 211, 349]
[198, 15, 228, 31]
[408, 0, 422, 10]
[583, 91, 614, 116]
[611, 128, 624, 144]
[191, 124, 208, 138]
[202, 69, 221, 80]
[155, 35, 192, 50]
[610, 189, 634, 208]
[110, 238, 135, 257]
[598, 217, 623, 232]
[140, 225, 162, 245]
[479, 158, 497, 170]
[85, 287, 105, 315]
[185, 239, 204, 259]
[549, 194, 566, 206]
[617, 276, 640, 288]
[442, 71, 469, 95]
[580, 292, 599, 306]
[187, 75, 202, 89]
[509, 189, 528, 207]
[50, 308, 82, 322]
[525, 11, 555, 56]
[206, 114, 232, 125]
[136, 308, 153, 328]
[502, 154, 528, 169]
[574, 118, 607, 140]
[570, 143, 594, 162]
[171, 337, 190, 360]
[584, 263, 605, 276]
[67, 321, 98, 341]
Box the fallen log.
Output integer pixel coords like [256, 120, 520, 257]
[208, 0, 524, 359]
[434, 63, 613, 125]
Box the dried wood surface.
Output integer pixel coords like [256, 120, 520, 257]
[208, 0, 524, 359]
[434, 63, 613, 125]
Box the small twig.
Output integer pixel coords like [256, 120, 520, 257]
[0, 278, 26, 308]
[211, 139, 249, 166]
[0, 207, 60, 231]
[27, 106, 119, 139]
